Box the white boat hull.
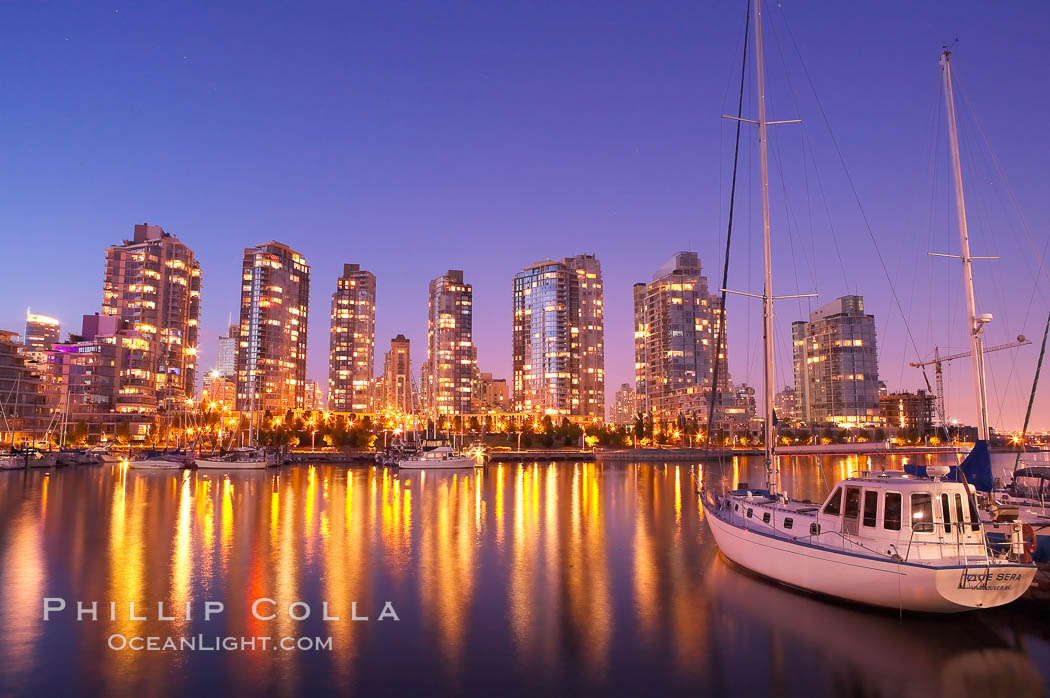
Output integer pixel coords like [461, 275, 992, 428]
[195, 457, 267, 470]
[704, 503, 1035, 613]
[398, 456, 478, 469]
[128, 459, 183, 470]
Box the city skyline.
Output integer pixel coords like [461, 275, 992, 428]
[2, 2, 1050, 428]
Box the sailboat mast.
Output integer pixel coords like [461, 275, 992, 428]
[941, 50, 990, 441]
[754, 0, 777, 490]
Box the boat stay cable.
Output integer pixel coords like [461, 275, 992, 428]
[706, 0, 750, 489]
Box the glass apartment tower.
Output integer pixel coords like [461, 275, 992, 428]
[328, 263, 376, 413]
[791, 295, 881, 425]
[632, 252, 730, 424]
[422, 270, 477, 417]
[236, 242, 310, 413]
[512, 254, 605, 418]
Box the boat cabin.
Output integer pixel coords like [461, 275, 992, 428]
[723, 468, 992, 563]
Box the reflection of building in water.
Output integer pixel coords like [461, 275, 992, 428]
[417, 470, 478, 670]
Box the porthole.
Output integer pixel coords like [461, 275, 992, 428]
[746, 508, 753, 518]
[762, 512, 771, 524]
[784, 518, 793, 530]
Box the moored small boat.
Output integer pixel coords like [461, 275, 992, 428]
[195, 447, 271, 470]
[399, 445, 478, 470]
[128, 455, 185, 470]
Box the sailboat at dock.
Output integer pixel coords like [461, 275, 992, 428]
[702, 0, 1035, 612]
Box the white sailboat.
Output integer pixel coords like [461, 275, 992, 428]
[128, 455, 184, 470]
[702, 0, 1036, 612]
[196, 446, 271, 470]
[398, 445, 478, 470]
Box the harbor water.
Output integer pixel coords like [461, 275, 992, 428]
[0, 453, 1047, 697]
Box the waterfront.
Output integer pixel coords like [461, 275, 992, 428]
[0, 454, 1047, 697]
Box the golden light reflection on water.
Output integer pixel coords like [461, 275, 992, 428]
[0, 454, 1043, 697]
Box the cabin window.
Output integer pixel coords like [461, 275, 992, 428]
[940, 493, 952, 533]
[734, 504, 739, 512]
[884, 493, 902, 531]
[746, 508, 753, 518]
[910, 493, 933, 532]
[784, 518, 793, 530]
[844, 487, 862, 520]
[967, 494, 981, 532]
[862, 490, 878, 527]
[810, 522, 820, 536]
[822, 487, 843, 516]
[954, 493, 965, 530]
[762, 512, 771, 524]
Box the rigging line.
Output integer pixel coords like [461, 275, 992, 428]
[769, 137, 810, 330]
[903, 83, 944, 391]
[708, 0, 750, 473]
[764, 9, 818, 299]
[775, 7, 934, 395]
[957, 75, 1050, 287]
[765, 8, 848, 295]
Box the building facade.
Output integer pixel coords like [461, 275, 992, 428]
[477, 372, 509, 412]
[47, 314, 156, 441]
[102, 223, 201, 406]
[423, 270, 477, 416]
[879, 390, 936, 432]
[511, 254, 605, 418]
[328, 264, 376, 412]
[0, 330, 53, 445]
[216, 324, 238, 379]
[792, 295, 881, 426]
[23, 311, 60, 357]
[203, 371, 237, 410]
[380, 334, 414, 413]
[611, 382, 636, 425]
[236, 242, 310, 413]
[633, 252, 731, 424]
[774, 386, 797, 424]
[304, 379, 326, 411]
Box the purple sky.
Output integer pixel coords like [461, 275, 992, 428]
[2, 1, 1049, 429]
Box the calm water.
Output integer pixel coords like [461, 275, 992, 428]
[0, 454, 1047, 697]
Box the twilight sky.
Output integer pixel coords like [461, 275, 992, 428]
[1, 1, 1049, 429]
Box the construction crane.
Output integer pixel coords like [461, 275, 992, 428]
[910, 336, 1031, 426]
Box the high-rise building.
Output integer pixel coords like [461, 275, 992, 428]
[236, 242, 310, 413]
[328, 264, 376, 412]
[423, 270, 477, 417]
[23, 311, 61, 358]
[380, 334, 414, 413]
[216, 324, 238, 379]
[102, 223, 201, 405]
[476, 372, 509, 412]
[611, 383, 637, 425]
[633, 252, 731, 424]
[47, 314, 156, 440]
[0, 330, 53, 445]
[792, 295, 881, 425]
[511, 254, 605, 418]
